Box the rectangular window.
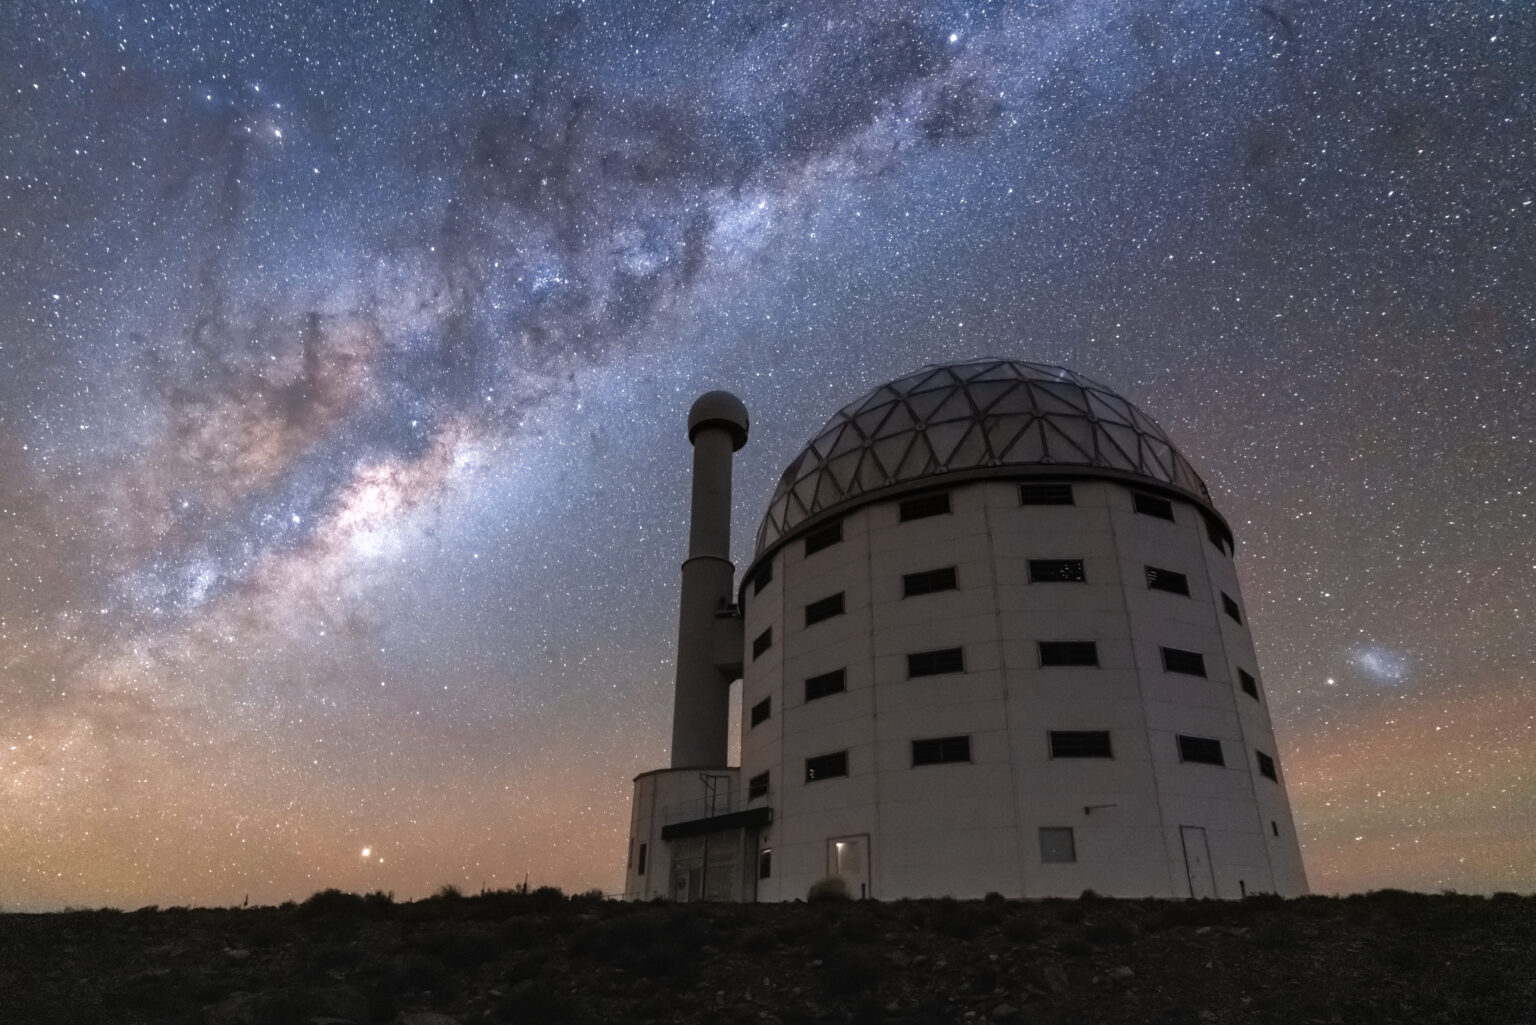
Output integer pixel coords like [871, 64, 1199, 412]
[1019, 482, 1074, 505]
[1203, 512, 1229, 554]
[752, 560, 773, 595]
[1271, 820, 1280, 837]
[805, 668, 847, 702]
[907, 647, 965, 677]
[750, 697, 771, 728]
[636, 843, 647, 876]
[1178, 735, 1225, 766]
[899, 491, 951, 521]
[911, 735, 971, 766]
[1145, 565, 1190, 595]
[1039, 827, 1077, 864]
[805, 751, 848, 782]
[1049, 730, 1113, 758]
[748, 771, 769, 801]
[752, 627, 772, 660]
[1029, 559, 1085, 583]
[1133, 492, 1175, 520]
[1256, 751, 1278, 781]
[1238, 668, 1260, 700]
[758, 848, 772, 879]
[903, 566, 958, 597]
[1222, 593, 1243, 624]
[627, 839, 634, 869]
[1038, 641, 1099, 667]
[804, 592, 845, 625]
[1161, 647, 1207, 677]
[804, 519, 843, 556]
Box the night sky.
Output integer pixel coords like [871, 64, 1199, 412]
[2, 0, 1531, 911]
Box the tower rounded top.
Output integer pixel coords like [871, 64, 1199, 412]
[688, 390, 750, 450]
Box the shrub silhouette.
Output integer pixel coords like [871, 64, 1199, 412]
[808, 877, 850, 902]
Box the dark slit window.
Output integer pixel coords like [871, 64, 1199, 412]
[1020, 483, 1074, 505]
[805, 751, 848, 782]
[749, 697, 771, 728]
[1238, 668, 1260, 700]
[1145, 566, 1190, 595]
[1222, 593, 1243, 624]
[1256, 751, 1278, 781]
[752, 627, 772, 660]
[805, 592, 846, 626]
[907, 647, 965, 677]
[903, 566, 958, 596]
[1161, 647, 1207, 677]
[1177, 735, 1225, 766]
[900, 492, 951, 521]
[1029, 559, 1085, 583]
[1049, 730, 1113, 758]
[752, 560, 773, 594]
[748, 771, 769, 800]
[1039, 641, 1099, 667]
[911, 735, 971, 765]
[805, 668, 847, 702]
[804, 519, 843, 556]
[1133, 493, 1175, 520]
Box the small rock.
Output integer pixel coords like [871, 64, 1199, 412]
[1042, 964, 1070, 995]
[1195, 926, 1212, 935]
[1113, 966, 1135, 979]
[992, 1003, 1020, 1020]
[887, 951, 911, 968]
[224, 948, 251, 963]
[400, 1014, 460, 1025]
[1198, 1012, 1217, 1022]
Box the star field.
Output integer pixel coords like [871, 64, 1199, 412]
[1, 0, 1532, 909]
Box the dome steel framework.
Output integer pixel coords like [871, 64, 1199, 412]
[755, 358, 1211, 553]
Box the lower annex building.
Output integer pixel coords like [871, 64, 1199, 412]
[625, 359, 1308, 901]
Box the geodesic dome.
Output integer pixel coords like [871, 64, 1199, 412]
[754, 358, 1211, 553]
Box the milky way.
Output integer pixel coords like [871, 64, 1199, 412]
[1, 1, 1532, 909]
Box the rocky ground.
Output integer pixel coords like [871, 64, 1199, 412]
[2, 888, 1532, 1024]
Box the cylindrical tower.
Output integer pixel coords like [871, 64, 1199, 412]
[736, 359, 1308, 901]
[670, 391, 750, 769]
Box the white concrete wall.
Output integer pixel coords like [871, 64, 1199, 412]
[737, 475, 1308, 901]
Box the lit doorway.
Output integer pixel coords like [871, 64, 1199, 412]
[827, 834, 871, 899]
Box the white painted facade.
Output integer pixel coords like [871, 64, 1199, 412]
[625, 360, 1308, 901]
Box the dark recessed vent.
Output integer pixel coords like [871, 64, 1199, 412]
[748, 771, 769, 801]
[805, 668, 847, 702]
[749, 697, 771, 728]
[1039, 641, 1099, 667]
[911, 735, 971, 766]
[1177, 735, 1225, 766]
[804, 592, 846, 626]
[899, 491, 951, 521]
[1049, 730, 1113, 758]
[1145, 566, 1190, 595]
[1256, 751, 1278, 781]
[1238, 668, 1260, 700]
[907, 647, 965, 677]
[903, 566, 958, 597]
[1020, 482, 1075, 505]
[1029, 559, 1086, 583]
[752, 627, 772, 660]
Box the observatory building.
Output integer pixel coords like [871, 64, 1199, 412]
[625, 359, 1307, 901]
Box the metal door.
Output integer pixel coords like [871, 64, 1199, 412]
[828, 834, 871, 899]
[1181, 826, 1217, 898]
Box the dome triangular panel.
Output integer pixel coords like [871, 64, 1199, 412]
[753, 359, 1213, 553]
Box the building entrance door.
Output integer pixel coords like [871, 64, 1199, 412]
[1181, 826, 1217, 898]
[828, 834, 871, 899]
